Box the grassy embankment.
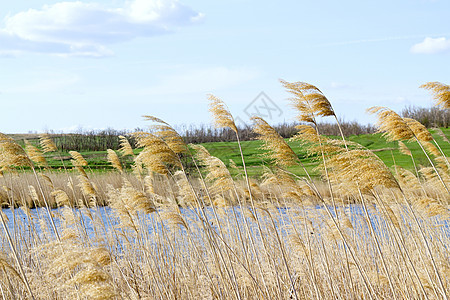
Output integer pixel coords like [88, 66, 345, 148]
[14, 128, 450, 177]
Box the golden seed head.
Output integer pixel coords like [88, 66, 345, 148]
[142, 115, 169, 125]
[422, 141, 440, 156]
[39, 133, 58, 153]
[326, 149, 398, 194]
[367, 106, 414, 141]
[420, 81, 450, 109]
[118, 135, 134, 156]
[132, 132, 181, 175]
[160, 209, 188, 230]
[24, 140, 48, 167]
[280, 79, 335, 123]
[395, 165, 422, 190]
[191, 144, 234, 194]
[78, 175, 96, 199]
[106, 149, 123, 172]
[403, 118, 433, 142]
[251, 116, 298, 167]
[207, 94, 238, 133]
[51, 189, 71, 207]
[0, 138, 32, 169]
[435, 156, 450, 172]
[69, 151, 88, 167]
[143, 115, 188, 154]
[398, 141, 412, 156]
[431, 127, 450, 143]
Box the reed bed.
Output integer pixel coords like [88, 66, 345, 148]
[0, 81, 449, 299]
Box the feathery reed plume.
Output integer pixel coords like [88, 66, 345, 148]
[108, 183, 155, 230]
[435, 156, 450, 172]
[262, 169, 316, 203]
[422, 141, 441, 157]
[280, 79, 334, 123]
[142, 115, 169, 125]
[368, 107, 450, 193]
[0, 133, 13, 142]
[414, 197, 449, 219]
[106, 149, 123, 173]
[160, 208, 188, 231]
[251, 116, 299, 167]
[208, 94, 238, 132]
[398, 141, 412, 156]
[432, 127, 450, 143]
[0, 253, 22, 282]
[38, 231, 116, 300]
[228, 159, 238, 170]
[420, 167, 441, 184]
[326, 149, 399, 194]
[39, 133, 58, 153]
[403, 118, 433, 142]
[24, 140, 48, 167]
[69, 151, 88, 167]
[122, 183, 155, 214]
[291, 125, 322, 144]
[75, 166, 88, 179]
[78, 175, 97, 206]
[144, 174, 154, 193]
[420, 82, 450, 109]
[395, 166, 422, 190]
[173, 171, 198, 207]
[118, 135, 134, 157]
[403, 118, 442, 156]
[399, 141, 428, 191]
[290, 125, 349, 161]
[133, 132, 181, 175]
[367, 106, 414, 141]
[28, 185, 41, 206]
[191, 144, 234, 196]
[143, 117, 188, 155]
[0, 138, 32, 169]
[39, 173, 54, 189]
[51, 189, 71, 207]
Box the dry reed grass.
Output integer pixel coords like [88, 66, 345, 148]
[0, 81, 448, 299]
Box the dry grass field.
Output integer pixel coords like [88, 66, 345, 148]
[0, 81, 449, 299]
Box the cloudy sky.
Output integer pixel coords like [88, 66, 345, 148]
[0, 0, 449, 133]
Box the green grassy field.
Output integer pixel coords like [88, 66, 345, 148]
[200, 128, 450, 177]
[22, 127, 450, 178]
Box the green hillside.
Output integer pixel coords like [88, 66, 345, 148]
[200, 128, 450, 178]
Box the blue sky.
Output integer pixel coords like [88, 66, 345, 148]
[0, 0, 449, 133]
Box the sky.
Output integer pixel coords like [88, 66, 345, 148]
[0, 0, 449, 133]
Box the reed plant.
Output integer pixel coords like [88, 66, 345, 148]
[0, 82, 448, 299]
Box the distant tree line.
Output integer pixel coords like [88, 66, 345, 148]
[18, 106, 447, 152]
[50, 128, 134, 152]
[178, 120, 377, 144]
[35, 120, 376, 152]
[401, 106, 450, 128]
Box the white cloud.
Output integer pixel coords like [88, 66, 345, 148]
[0, 0, 203, 57]
[410, 37, 450, 54]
